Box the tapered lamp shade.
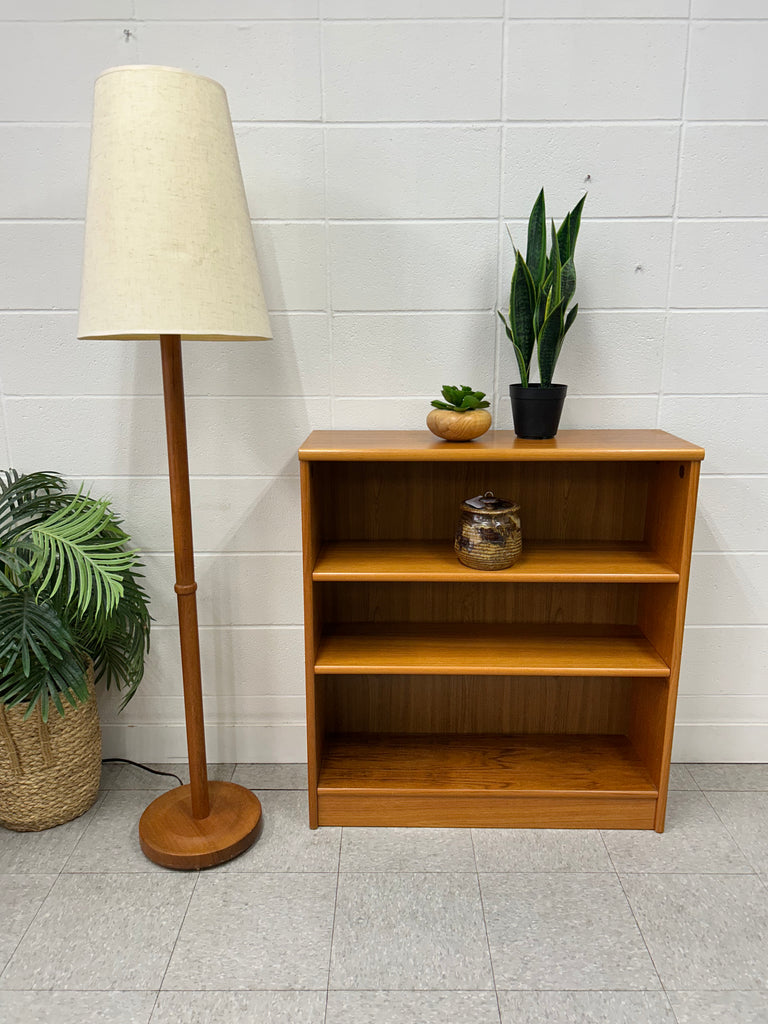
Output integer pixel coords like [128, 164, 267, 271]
[78, 65, 271, 341]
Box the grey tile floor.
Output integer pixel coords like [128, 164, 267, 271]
[1, 762, 768, 1023]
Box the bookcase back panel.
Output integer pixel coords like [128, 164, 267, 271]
[322, 674, 631, 735]
[321, 581, 640, 626]
[316, 461, 651, 543]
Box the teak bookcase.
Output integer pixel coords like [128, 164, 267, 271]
[299, 429, 704, 832]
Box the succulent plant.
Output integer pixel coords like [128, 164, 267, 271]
[431, 385, 491, 413]
[499, 189, 586, 387]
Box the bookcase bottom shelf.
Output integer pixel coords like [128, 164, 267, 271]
[315, 733, 659, 829]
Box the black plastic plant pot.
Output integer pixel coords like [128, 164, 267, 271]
[509, 383, 567, 439]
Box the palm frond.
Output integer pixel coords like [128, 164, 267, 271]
[0, 591, 88, 719]
[0, 470, 68, 545]
[20, 491, 136, 618]
[1, 470, 152, 720]
[86, 569, 151, 708]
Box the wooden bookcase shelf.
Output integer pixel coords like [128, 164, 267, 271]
[314, 540, 680, 583]
[299, 429, 703, 832]
[315, 624, 670, 677]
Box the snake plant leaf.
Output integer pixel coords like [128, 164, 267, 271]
[512, 343, 530, 387]
[537, 298, 566, 387]
[560, 257, 576, 308]
[549, 221, 562, 308]
[498, 311, 530, 386]
[556, 211, 571, 267]
[526, 188, 547, 286]
[553, 304, 579, 370]
[535, 284, 549, 337]
[564, 302, 579, 336]
[566, 193, 586, 260]
[497, 310, 514, 342]
[509, 251, 536, 376]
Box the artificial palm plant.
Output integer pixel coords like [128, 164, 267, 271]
[0, 470, 151, 721]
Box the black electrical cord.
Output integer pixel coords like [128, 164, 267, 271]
[102, 757, 184, 787]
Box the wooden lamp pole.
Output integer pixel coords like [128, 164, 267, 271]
[158, 334, 209, 819]
[136, 336, 262, 869]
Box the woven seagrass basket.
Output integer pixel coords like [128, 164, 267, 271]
[0, 663, 101, 832]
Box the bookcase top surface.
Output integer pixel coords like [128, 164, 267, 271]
[299, 429, 705, 462]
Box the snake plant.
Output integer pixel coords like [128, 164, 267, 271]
[0, 470, 151, 720]
[499, 189, 586, 387]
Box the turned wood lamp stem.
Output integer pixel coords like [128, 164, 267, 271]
[160, 334, 209, 820]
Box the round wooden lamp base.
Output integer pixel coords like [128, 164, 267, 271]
[139, 781, 262, 870]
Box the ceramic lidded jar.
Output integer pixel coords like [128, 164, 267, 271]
[454, 491, 522, 570]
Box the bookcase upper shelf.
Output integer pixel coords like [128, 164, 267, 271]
[299, 429, 706, 463]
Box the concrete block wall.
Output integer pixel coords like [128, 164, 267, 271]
[1, 2, 766, 761]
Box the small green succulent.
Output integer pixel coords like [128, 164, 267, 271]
[431, 385, 491, 413]
[499, 188, 586, 387]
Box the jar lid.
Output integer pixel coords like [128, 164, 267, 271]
[460, 490, 519, 514]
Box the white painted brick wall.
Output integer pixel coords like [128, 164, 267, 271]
[1, 4, 766, 762]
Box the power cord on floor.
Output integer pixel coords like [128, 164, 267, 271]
[101, 757, 184, 787]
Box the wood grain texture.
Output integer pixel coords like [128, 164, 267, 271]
[138, 781, 262, 870]
[315, 624, 670, 676]
[318, 733, 657, 794]
[299, 430, 706, 462]
[159, 334, 209, 821]
[313, 540, 679, 582]
[316, 460, 650, 543]
[322, 581, 640, 627]
[316, 793, 657, 828]
[649, 460, 701, 831]
[322, 675, 632, 735]
[300, 460, 321, 828]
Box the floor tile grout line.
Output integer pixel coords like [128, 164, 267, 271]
[62, 790, 114, 872]
[470, 829, 503, 1024]
[601, 834, 672, 1006]
[597, 828, 621, 880]
[155, 870, 200, 998]
[147, 987, 162, 1022]
[322, 828, 343, 1024]
[699, 789, 763, 875]
[0, 871, 59, 985]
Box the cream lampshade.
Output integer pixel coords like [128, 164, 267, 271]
[79, 64, 270, 341]
[79, 65, 269, 869]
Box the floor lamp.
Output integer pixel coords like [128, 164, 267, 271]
[78, 65, 269, 869]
